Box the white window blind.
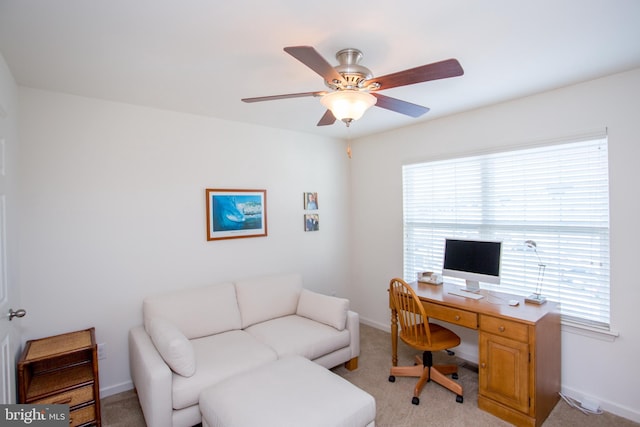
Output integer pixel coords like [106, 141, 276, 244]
[403, 136, 610, 329]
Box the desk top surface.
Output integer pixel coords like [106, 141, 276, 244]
[410, 281, 559, 325]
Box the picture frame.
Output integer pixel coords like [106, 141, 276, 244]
[304, 214, 319, 232]
[304, 192, 318, 210]
[206, 189, 267, 241]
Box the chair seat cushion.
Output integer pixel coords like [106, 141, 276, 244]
[171, 330, 277, 410]
[245, 314, 350, 360]
[200, 355, 376, 427]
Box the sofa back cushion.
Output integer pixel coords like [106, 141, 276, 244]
[143, 282, 241, 339]
[235, 273, 302, 328]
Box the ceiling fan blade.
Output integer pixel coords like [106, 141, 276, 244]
[317, 109, 336, 126]
[242, 91, 327, 103]
[284, 46, 345, 85]
[371, 93, 430, 117]
[365, 58, 463, 91]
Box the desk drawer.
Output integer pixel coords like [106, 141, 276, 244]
[479, 315, 529, 342]
[423, 302, 477, 329]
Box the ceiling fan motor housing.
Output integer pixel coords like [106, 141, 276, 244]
[327, 48, 376, 91]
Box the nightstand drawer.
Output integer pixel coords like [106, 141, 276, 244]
[70, 404, 96, 427]
[33, 384, 94, 407]
[480, 315, 529, 342]
[422, 301, 477, 329]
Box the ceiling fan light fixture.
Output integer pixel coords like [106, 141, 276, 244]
[320, 90, 377, 122]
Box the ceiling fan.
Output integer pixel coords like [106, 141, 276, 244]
[242, 46, 464, 127]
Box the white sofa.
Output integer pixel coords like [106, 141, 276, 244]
[129, 273, 360, 427]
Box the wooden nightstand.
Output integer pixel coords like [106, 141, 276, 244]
[18, 328, 102, 427]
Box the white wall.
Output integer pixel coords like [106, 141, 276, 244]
[349, 68, 640, 422]
[17, 88, 352, 395]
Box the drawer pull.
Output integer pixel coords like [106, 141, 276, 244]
[53, 397, 72, 405]
[455, 315, 461, 321]
[499, 326, 505, 332]
[481, 363, 486, 368]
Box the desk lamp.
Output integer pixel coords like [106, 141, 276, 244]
[524, 240, 547, 305]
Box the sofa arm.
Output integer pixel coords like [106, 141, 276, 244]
[129, 325, 173, 427]
[346, 310, 360, 360]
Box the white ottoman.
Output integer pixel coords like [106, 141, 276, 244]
[200, 355, 376, 427]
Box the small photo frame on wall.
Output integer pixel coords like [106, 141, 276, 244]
[304, 214, 319, 232]
[206, 189, 267, 241]
[304, 192, 318, 210]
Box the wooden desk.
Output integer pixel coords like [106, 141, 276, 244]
[390, 282, 560, 427]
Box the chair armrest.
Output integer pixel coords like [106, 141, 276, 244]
[129, 325, 173, 427]
[345, 310, 360, 359]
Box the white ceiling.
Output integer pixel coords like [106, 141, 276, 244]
[1, 0, 640, 139]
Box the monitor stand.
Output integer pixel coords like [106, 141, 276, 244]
[464, 280, 481, 293]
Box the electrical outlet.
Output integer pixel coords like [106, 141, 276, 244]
[97, 343, 106, 360]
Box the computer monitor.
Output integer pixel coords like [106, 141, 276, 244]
[442, 238, 502, 292]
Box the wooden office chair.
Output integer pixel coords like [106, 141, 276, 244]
[388, 277, 463, 405]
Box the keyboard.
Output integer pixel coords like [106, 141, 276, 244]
[447, 289, 485, 300]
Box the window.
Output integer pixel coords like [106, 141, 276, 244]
[403, 136, 610, 329]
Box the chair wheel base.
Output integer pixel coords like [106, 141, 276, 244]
[452, 373, 458, 380]
[456, 395, 463, 403]
[388, 375, 395, 383]
[412, 396, 420, 405]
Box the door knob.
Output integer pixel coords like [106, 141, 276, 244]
[9, 308, 26, 321]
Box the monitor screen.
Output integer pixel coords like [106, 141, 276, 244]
[442, 239, 502, 291]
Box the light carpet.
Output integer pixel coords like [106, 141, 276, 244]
[101, 324, 638, 426]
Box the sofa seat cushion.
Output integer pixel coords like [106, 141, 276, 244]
[245, 314, 351, 361]
[171, 330, 277, 410]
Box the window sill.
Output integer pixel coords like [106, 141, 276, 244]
[561, 320, 619, 342]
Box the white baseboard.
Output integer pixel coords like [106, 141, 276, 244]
[561, 385, 640, 423]
[100, 380, 134, 398]
[359, 316, 390, 332]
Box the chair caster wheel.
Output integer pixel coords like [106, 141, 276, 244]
[452, 373, 458, 380]
[456, 395, 463, 403]
[446, 350, 455, 356]
[388, 375, 395, 383]
[412, 397, 420, 405]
